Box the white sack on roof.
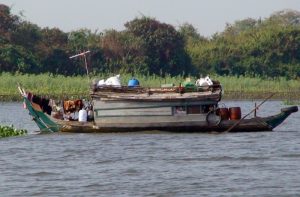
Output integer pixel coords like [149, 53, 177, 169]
[105, 74, 121, 87]
[195, 76, 213, 86]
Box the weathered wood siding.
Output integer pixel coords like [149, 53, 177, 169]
[93, 100, 214, 125]
[96, 107, 172, 117]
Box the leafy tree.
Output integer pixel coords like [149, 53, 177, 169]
[222, 18, 258, 36]
[186, 9, 300, 78]
[125, 17, 194, 76]
[39, 27, 68, 51]
[67, 29, 104, 75]
[0, 44, 40, 73]
[42, 48, 76, 75]
[11, 21, 42, 51]
[0, 4, 19, 42]
[268, 9, 300, 26]
[1, 3, 300, 79]
[178, 23, 203, 41]
[100, 29, 146, 74]
[68, 28, 102, 52]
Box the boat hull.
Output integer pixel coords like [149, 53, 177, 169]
[57, 119, 273, 133]
[36, 109, 296, 133]
[21, 88, 298, 133]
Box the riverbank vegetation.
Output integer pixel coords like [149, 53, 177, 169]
[1, 4, 300, 79]
[0, 125, 27, 138]
[1, 73, 299, 101]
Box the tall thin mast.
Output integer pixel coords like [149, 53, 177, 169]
[69, 50, 91, 77]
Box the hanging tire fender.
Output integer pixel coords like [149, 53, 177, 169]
[206, 110, 221, 126]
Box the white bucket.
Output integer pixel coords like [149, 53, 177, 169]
[78, 109, 87, 122]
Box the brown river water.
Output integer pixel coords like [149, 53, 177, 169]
[0, 101, 300, 196]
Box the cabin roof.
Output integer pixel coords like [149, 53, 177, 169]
[90, 85, 222, 102]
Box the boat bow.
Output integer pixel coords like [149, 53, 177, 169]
[264, 106, 298, 129]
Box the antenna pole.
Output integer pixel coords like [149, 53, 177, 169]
[69, 50, 91, 78]
[84, 54, 89, 76]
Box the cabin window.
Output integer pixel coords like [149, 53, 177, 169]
[174, 106, 186, 115]
[187, 106, 201, 114]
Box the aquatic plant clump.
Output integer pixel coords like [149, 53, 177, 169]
[0, 125, 27, 138]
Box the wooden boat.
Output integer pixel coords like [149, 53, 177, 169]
[18, 82, 298, 133]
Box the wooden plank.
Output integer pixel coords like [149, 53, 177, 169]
[94, 114, 207, 124]
[96, 107, 172, 117]
[93, 100, 218, 110]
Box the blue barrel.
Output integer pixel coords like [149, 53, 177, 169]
[128, 78, 140, 87]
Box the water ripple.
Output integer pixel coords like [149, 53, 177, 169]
[1, 101, 300, 196]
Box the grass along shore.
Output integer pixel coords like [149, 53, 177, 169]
[0, 72, 299, 101]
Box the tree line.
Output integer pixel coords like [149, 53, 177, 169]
[1, 4, 300, 78]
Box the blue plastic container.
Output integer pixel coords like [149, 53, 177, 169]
[128, 78, 140, 87]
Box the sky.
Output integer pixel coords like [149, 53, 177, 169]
[2, 0, 300, 37]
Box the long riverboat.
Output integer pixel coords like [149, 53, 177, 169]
[18, 81, 298, 133]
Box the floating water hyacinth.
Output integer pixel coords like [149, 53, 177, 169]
[0, 125, 27, 138]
